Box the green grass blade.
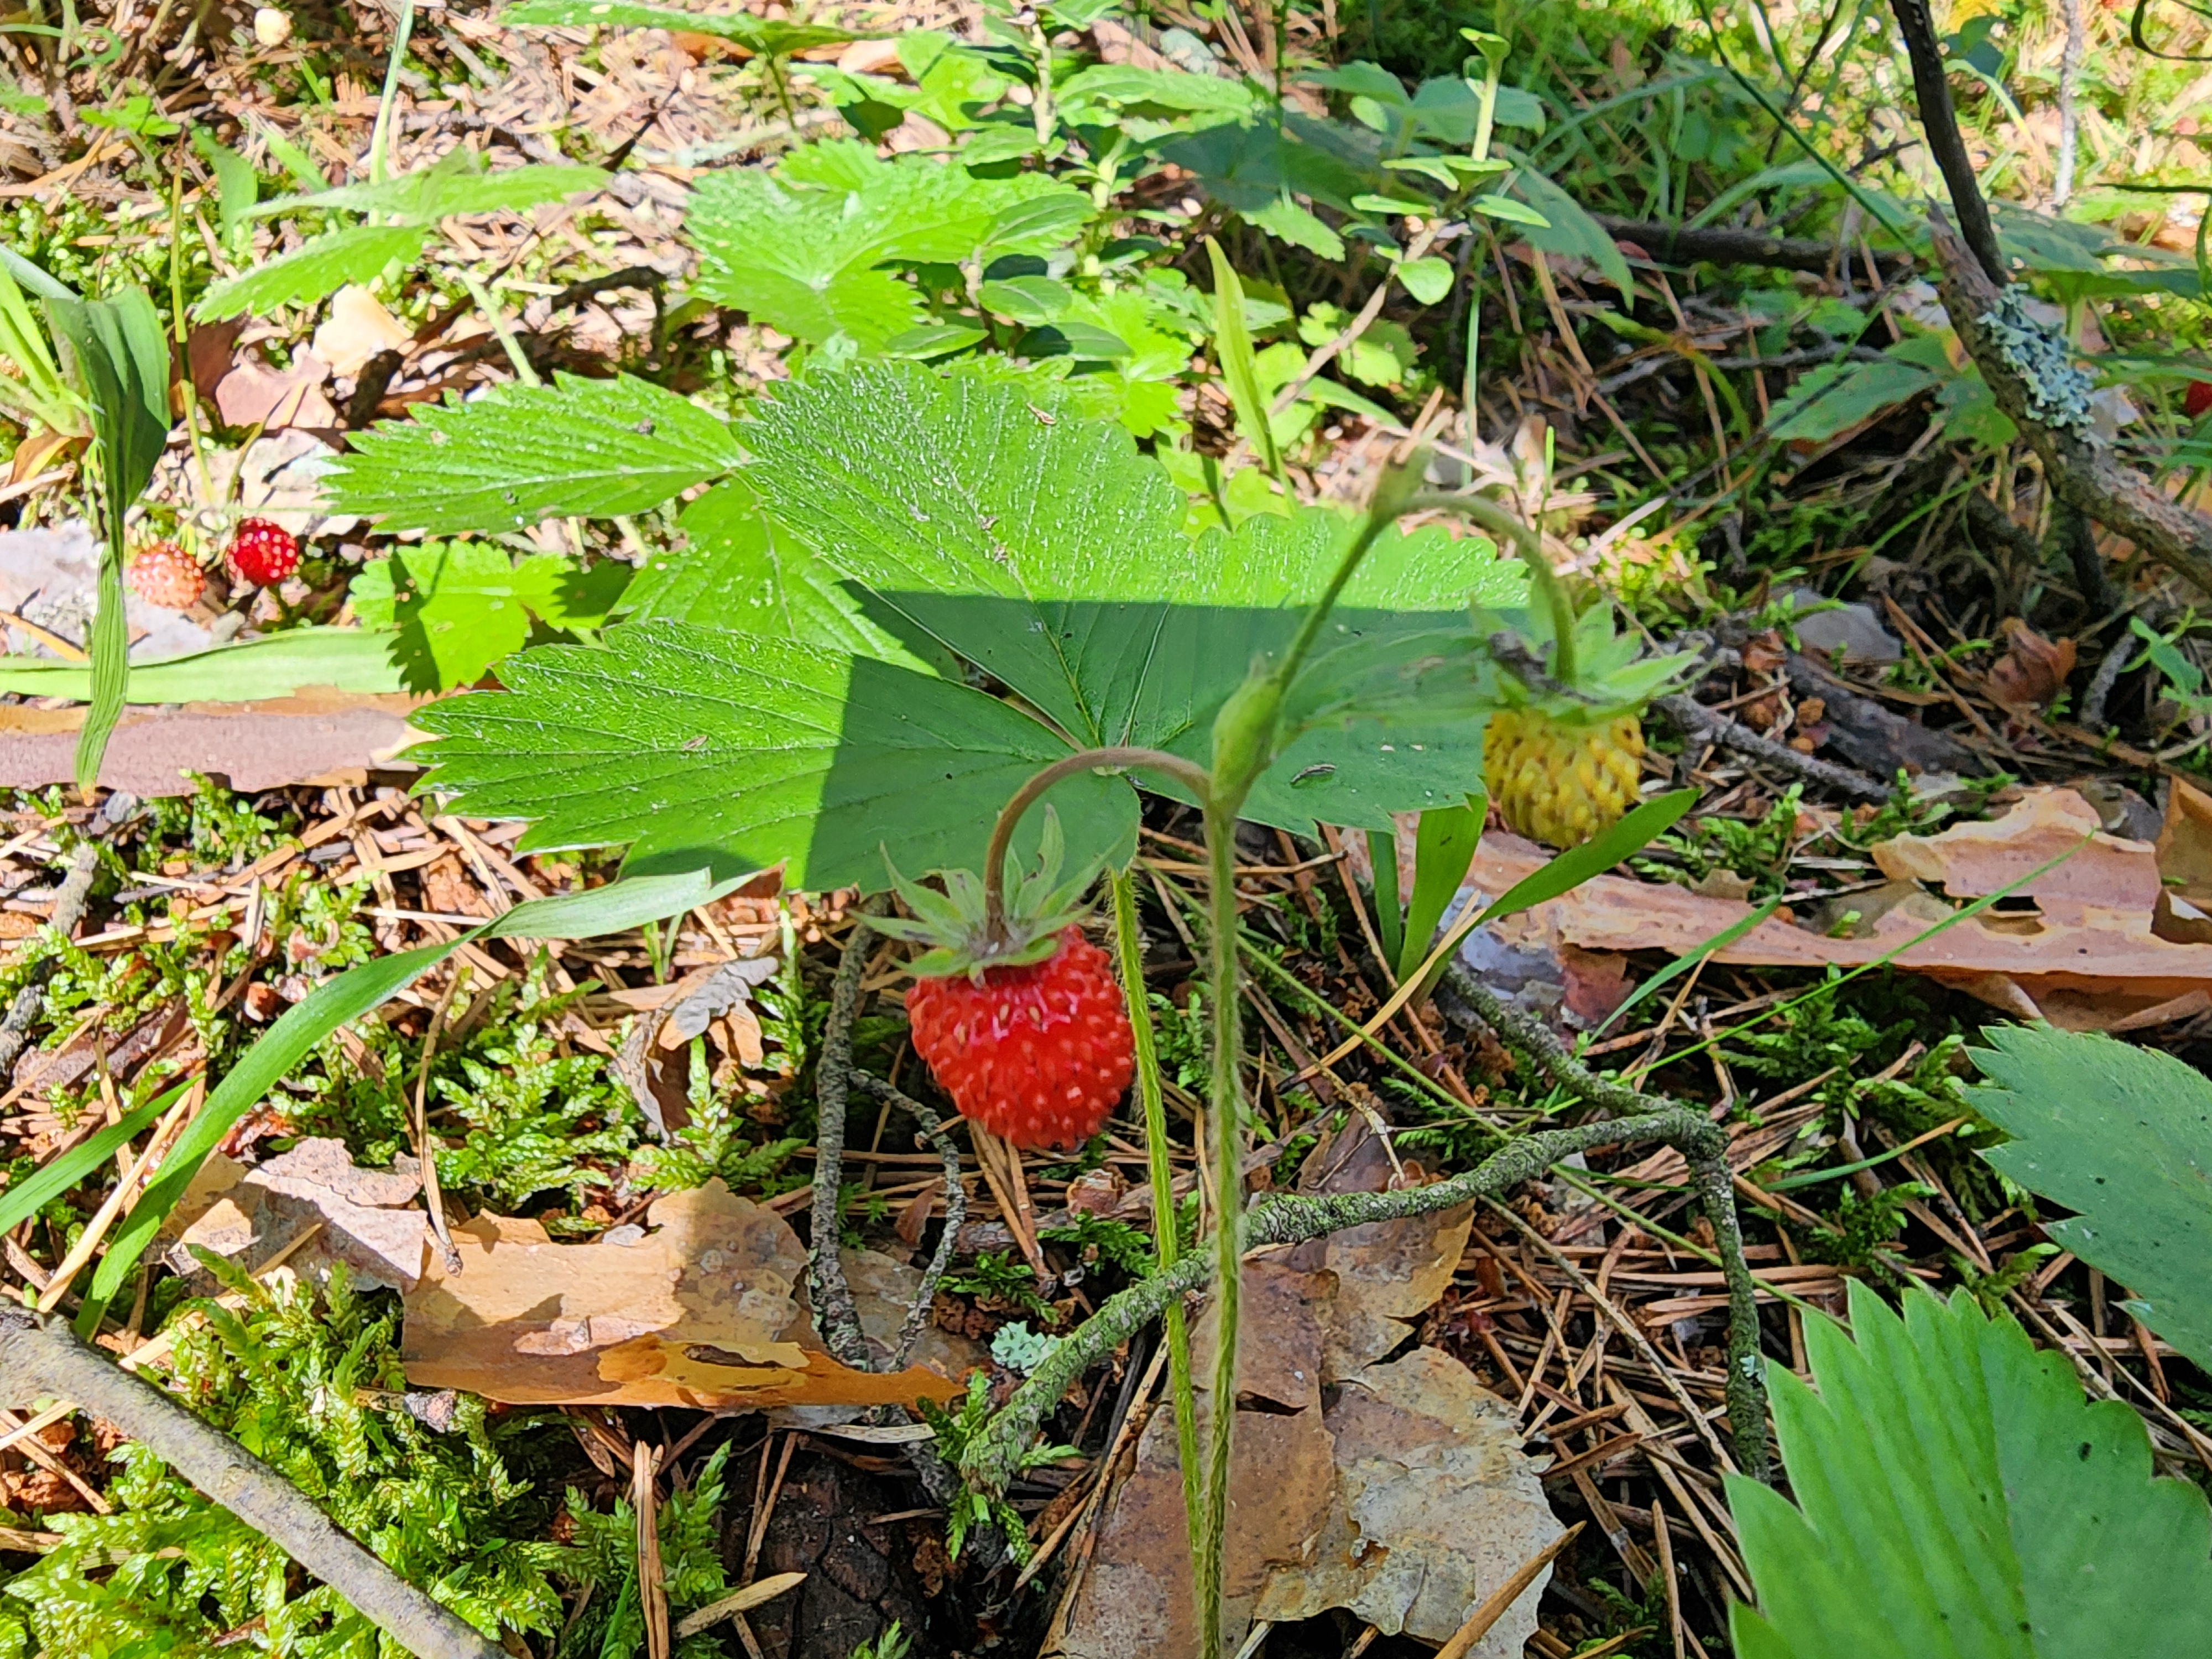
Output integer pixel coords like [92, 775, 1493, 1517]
[1475, 788, 1698, 928]
[1590, 895, 1783, 1038]
[0, 1085, 181, 1237]
[1368, 827, 1404, 969]
[1203, 238, 1284, 485]
[1397, 797, 1485, 984]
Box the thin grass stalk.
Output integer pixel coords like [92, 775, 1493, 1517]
[1108, 868, 1202, 1566]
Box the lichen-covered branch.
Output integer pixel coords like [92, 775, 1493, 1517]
[845, 1071, 967, 1371]
[807, 902, 880, 1373]
[0, 1307, 502, 1659]
[1691, 1147, 1773, 1479]
[1929, 219, 2212, 601]
[958, 1107, 1710, 1496]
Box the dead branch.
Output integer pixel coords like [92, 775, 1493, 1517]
[1927, 218, 2212, 602]
[1654, 692, 1891, 801]
[0, 1306, 503, 1659]
[1595, 216, 1912, 280]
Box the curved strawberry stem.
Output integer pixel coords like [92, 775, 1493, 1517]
[1410, 489, 1579, 685]
[979, 746, 1213, 946]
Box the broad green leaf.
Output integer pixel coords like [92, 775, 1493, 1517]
[196, 223, 430, 320]
[349, 543, 545, 689]
[1396, 255, 1454, 305]
[622, 477, 942, 673]
[513, 552, 630, 631]
[1056, 62, 1258, 117]
[48, 288, 170, 789]
[1471, 193, 1548, 226]
[742, 361, 1520, 831]
[1966, 1025, 2212, 1371]
[1729, 1282, 2212, 1658]
[191, 128, 259, 243]
[81, 868, 743, 1334]
[687, 145, 1087, 351]
[1246, 197, 1345, 260]
[1767, 357, 1940, 444]
[1507, 167, 1634, 304]
[883, 323, 988, 359]
[413, 622, 1139, 889]
[504, 0, 859, 54]
[0, 627, 406, 702]
[980, 275, 1072, 325]
[328, 372, 740, 533]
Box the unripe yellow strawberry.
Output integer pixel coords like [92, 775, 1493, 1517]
[1484, 707, 1645, 848]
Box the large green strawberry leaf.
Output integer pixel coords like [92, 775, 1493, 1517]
[686, 143, 1088, 351]
[742, 360, 1520, 830]
[413, 622, 1138, 888]
[327, 372, 741, 533]
[623, 478, 947, 675]
[1966, 1025, 2212, 1371]
[1730, 1282, 2212, 1658]
[349, 542, 630, 690]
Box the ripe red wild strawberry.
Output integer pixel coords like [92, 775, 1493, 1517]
[2188, 379, 2212, 421]
[226, 517, 299, 586]
[126, 540, 204, 609]
[876, 812, 1134, 1150]
[906, 927, 1134, 1149]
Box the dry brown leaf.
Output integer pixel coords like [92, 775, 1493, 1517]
[1055, 1395, 1338, 1659]
[1251, 1347, 1561, 1654]
[162, 1137, 426, 1293]
[215, 351, 338, 432]
[2156, 777, 2212, 943]
[1985, 619, 2076, 708]
[1454, 790, 2212, 1030]
[400, 1181, 966, 1408]
[311, 285, 412, 378]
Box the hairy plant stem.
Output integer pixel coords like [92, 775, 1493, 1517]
[1108, 868, 1202, 1568]
[1197, 797, 1243, 1659]
[979, 745, 1213, 945]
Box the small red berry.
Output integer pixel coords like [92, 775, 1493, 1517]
[2187, 379, 2212, 421]
[127, 541, 205, 609]
[226, 517, 300, 586]
[906, 927, 1134, 1150]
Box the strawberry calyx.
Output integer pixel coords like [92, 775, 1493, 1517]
[874, 806, 1100, 980]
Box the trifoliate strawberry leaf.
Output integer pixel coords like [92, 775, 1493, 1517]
[1730, 1282, 2212, 1658]
[687, 143, 1088, 350]
[197, 224, 430, 320]
[327, 372, 740, 533]
[413, 622, 1138, 889]
[349, 542, 629, 690]
[1966, 1025, 2212, 1372]
[623, 478, 948, 675]
[740, 360, 1519, 830]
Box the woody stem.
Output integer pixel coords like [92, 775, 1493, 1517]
[979, 747, 1214, 944]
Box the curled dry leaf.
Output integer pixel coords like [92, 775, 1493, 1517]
[164, 1138, 427, 1294]
[214, 350, 339, 434]
[1458, 790, 2212, 1030]
[400, 1180, 966, 1409]
[311, 285, 414, 379]
[1984, 618, 2076, 708]
[1061, 1117, 1552, 1659]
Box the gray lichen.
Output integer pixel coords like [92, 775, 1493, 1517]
[1979, 288, 2098, 439]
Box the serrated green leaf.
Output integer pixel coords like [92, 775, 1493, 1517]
[349, 542, 553, 689]
[414, 622, 1139, 888]
[623, 476, 944, 674]
[1729, 1282, 2212, 1658]
[1766, 357, 1939, 444]
[503, 0, 858, 53]
[329, 372, 739, 533]
[512, 552, 631, 631]
[196, 223, 430, 320]
[1967, 1025, 2212, 1372]
[688, 145, 1087, 350]
[742, 361, 1520, 831]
